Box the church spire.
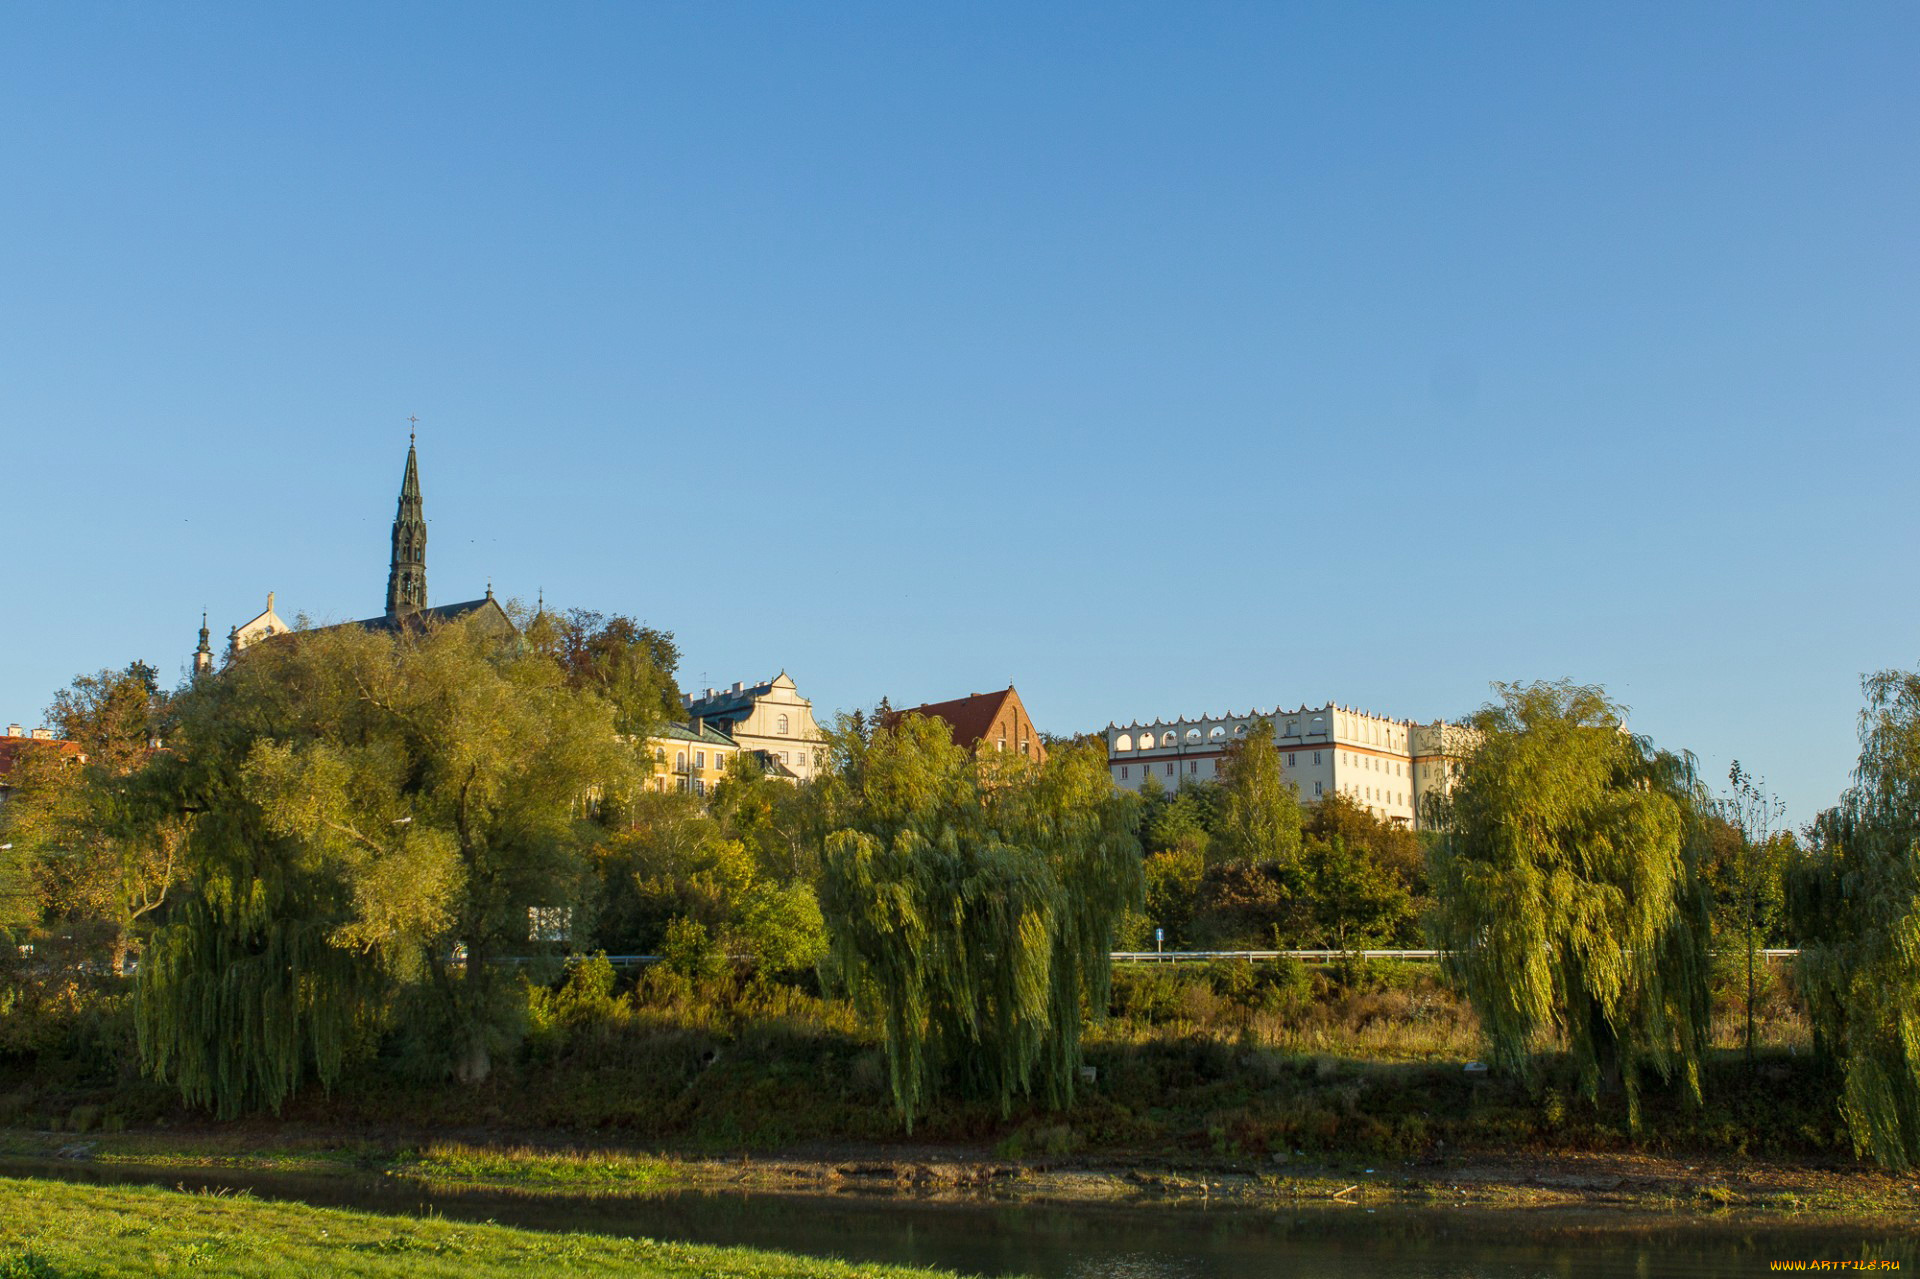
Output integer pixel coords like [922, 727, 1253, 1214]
[386, 433, 427, 619]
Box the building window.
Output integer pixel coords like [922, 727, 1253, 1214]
[1313, 751, 1321, 765]
[676, 751, 686, 770]
[1120, 766, 1129, 780]
[694, 778, 705, 796]
[696, 750, 706, 769]
[1287, 753, 1296, 767]
[777, 714, 790, 735]
[1314, 781, 1323, 797]
[1165, 763, 1174, 776]
[1188, 761, 1198, 774]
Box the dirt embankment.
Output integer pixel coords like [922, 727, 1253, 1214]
[662, 1142, 1920, 1219]
[11, 1124, 1917, 1223]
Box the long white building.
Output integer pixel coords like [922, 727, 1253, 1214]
[1105, 702, 1474, 829]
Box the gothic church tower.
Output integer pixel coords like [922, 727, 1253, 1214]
[386, 437, 427, 619]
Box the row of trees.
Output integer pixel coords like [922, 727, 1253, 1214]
[0, 611, 1139, 1131]
[8, 618, 1920, 1169]
[1426, 676, 1920, 1170]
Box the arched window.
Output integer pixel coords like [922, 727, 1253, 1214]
[1161, 732, 1177, 747]
[1208, 726, 1226, 740]
[1234, 723, 1248, 736]
[1185, 728, 1201, 743]
[1114, 733, 1134, 752]
[777, 714, 790, 735]
[676, 751, 686, 770]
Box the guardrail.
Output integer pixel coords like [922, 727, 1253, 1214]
[489, 947, 1804, 969]
[1111, 948, 1801, 962]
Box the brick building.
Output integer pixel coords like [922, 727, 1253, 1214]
[891, 685, 1047, 766]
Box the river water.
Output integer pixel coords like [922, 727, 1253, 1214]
[8, 1159, 1915, 1277]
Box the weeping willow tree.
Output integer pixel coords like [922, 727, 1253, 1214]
[1791, 668, 1920, 1169]
[1428, 681, 1710, 1127]
[135, 616, 636, 1114]
[817, 714, 1141, 1130]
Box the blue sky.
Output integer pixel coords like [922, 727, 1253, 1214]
[3, 4, 1914, 825]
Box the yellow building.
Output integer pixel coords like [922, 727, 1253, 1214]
[643, 720, 744, 797]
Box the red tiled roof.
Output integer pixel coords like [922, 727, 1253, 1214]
[0, 736, 86, 779]
[891, 687, 1017, 751]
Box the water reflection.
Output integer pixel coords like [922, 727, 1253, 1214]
[5, 1158, 1913, 1279]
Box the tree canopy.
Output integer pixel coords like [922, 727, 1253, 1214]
[1212, 719, 1303, 868]
[1428, 681, 1710, 1125]
[1792, 667, 1920, 1169]
[816, 712, 1142, 1130]
[133, 618, 639, 1112]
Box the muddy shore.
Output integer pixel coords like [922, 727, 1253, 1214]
[5, 1125, 1917, 1225]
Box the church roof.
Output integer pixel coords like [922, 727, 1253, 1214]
[890, 686, 1020, 750]
[351, 596, 511, 633]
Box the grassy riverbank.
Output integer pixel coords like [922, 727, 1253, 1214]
[0, 1176, 967, 1279]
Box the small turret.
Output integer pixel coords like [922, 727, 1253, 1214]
[192, 611, 213, 677]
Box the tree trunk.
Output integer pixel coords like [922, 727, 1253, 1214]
[1590, 1002, 1624, 1097]
[456, 933, 490, 1084]
[1745, 912, 1757, 1077]
[456, 1038, 491, 1084]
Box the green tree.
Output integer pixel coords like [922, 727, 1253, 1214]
[816, 715, 1141, 1129]
[711, 751, 823, 882]
[1791, 668, 1920, 1168]
[1707, 762, 1790, 1074]
[2, 663, 186, 975]
[529, 608, 682, 737]
[1303, 833, 1412, 952]
[1140, 776, 1217, 861]
[1140, 848, 1204, 947]
[1428, 681, 1710, 1126]
[134, 618, 634, 1113]
[588, 796, 825, 980]
[1212, 719, 1302, 868]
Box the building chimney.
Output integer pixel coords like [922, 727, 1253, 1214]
[732, 681, 744, 693]
[29, 728, 54, 740]
[5, 724, 21, 738]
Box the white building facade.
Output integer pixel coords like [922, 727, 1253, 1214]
[1105, 702, 1474, 829]
[683, 672, 827, 781]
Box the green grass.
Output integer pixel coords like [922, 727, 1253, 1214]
[400, 1142, 684, 1194]
[0, 1176, 974, 1279]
